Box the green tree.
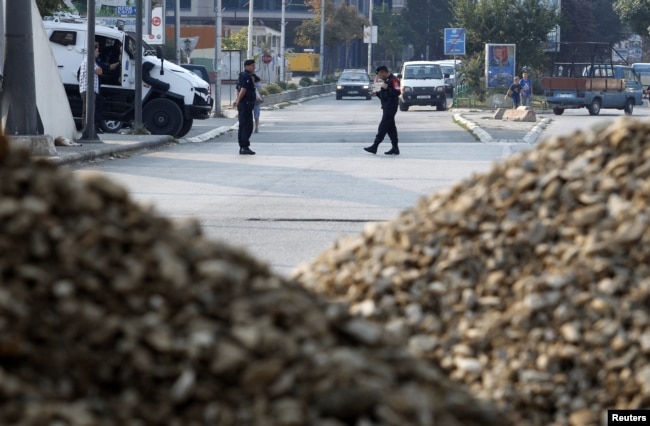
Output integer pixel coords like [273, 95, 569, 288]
[452, 0, 559, 95]
[294, 0, 367, 71]
[614, 0, 650, 36]
[223, 28, 248, 52]
[401, 0, 453, 60]
[373, 3, 407, 67]
[35, 0, 64, 16]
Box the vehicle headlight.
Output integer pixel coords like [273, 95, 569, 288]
[363, 85, 369, 89]
[403, 86, 413, 92]
[336, 85, 343, 90]
[436, 86, 445, 92]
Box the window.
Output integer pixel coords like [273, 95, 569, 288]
[49, 30, 77, 47]
[167, 0, 191, 10]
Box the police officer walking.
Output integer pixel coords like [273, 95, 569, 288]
[233, 59, 257, 155]
[364, 65, 401, 155]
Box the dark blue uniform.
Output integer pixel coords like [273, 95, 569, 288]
[236, 71, 256, 148]
[374, 73, 400, 148]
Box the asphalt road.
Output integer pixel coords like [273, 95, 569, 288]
[73, 96, 649, 276]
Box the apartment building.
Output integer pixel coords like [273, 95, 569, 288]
[167, 0, 402, 72]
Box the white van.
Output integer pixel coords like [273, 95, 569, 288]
[43, 17, 213, 137]
[397, 61, 447, 111]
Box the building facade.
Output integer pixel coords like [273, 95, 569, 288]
[167, 0, 400, 73]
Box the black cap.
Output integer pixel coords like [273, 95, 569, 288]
[244, 59, 255, 66]
[375, 65, 388, 73]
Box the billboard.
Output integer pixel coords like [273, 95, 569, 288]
[96, 0, 165, 45]
[485, 44, 516, 89]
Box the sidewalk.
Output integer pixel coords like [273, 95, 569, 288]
[48, 114, 237, 167]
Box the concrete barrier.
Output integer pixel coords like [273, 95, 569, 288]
[263, 83, 336, 105]
[503, 106, 537, 122]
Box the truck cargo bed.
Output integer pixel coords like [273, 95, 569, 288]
[541, 77, 625, 91]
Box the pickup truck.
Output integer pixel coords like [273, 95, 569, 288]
[541, 64, 643, 116]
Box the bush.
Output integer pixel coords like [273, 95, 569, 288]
[287, 83, 298, 90]
[324, 75, 337, 84]
[277, 81, 288, 90]
[263, 83, 282, 95]
[299, 77, 313, 87]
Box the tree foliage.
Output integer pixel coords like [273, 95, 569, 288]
[614, 0, 650, 36]
[35, 0, 64, 16]
[372, 5, 406, 66]
[451, 0, 559, 96]
[294, 0, 367, 70]
[401, 0, 453, 60]
[223, 28, 248, 52]
[561, 0, 622, 45]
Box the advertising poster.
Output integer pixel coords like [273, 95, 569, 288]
[485, 43, 516, 89]
[95, 0, 165, 45]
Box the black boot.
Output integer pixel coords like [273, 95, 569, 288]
[384, 145, 399, 155]
[364, 142, 380, 154]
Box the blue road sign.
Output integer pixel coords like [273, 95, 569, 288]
[116, 6, 137, 16]
[445, 28, 466, 56]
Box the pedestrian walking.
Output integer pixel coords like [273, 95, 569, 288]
[505, 76, 522, 109]
[364, 65, 401, 156]
[233, 59, 257, 155]
[520, 72, 532, 107]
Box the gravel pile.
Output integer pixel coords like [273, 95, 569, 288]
[293, 117, 650, 425]
[0, 136, 502, 426]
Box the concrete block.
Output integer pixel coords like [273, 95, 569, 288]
[493, 108, 508, 120]
[8, 134, 57, 157]
[503, 109, 537, 122]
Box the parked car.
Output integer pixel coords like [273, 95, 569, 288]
[181, 63, 212, 97]
[431, 60, 462, 96]
[336, 69, 372, 100]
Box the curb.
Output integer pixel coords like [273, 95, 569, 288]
[454, 112, 552, 145]
[453, 113, 493, 143]
[177, 125, 235, 143]
[49, 135, 174, 166]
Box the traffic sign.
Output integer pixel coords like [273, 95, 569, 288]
[116, 6, 137, 16]
[262, 53, 273, 64]
[445, 28, 466, 56]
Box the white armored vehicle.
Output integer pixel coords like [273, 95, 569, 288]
[43, 17, 213, 137]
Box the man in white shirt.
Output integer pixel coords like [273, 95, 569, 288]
[79, 43, 103, 133]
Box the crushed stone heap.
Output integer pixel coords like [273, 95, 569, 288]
[0, 136, 503, 426]
[293, 117, 650, 426]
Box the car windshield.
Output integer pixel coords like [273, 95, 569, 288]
[440, 66, 454, 75]
[339, 72, 369, 82]
[403, 65, 443, 79]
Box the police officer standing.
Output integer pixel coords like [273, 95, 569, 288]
[364, 65, 401, 155]
[233, 59, 257, 155]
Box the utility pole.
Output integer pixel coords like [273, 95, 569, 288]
[214, 0, 222, 116]
[319, 0, 324, 80]
[247, 0, 253, 59]
[175, 0, 181, 64]
[3, 0, 41, 135]
[367, 0, 373, 75]
[80, 0, 99, 141]
[135, 0, 143, 128]
[280, 0, 286, 82]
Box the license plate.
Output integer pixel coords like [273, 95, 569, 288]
[348, 91, 358, 94]
[558, 93, 573, 98]
[417, 95, 430, 99]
